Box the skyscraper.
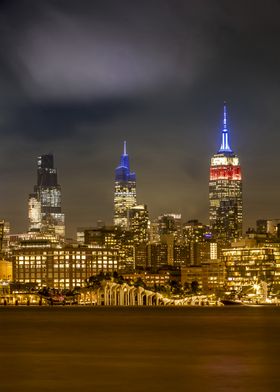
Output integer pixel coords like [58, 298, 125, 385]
[128, 204, 149, 245]
[114, 141, 137, 228]
[209, 103, 242, 244]
[28, 154, 65, 237]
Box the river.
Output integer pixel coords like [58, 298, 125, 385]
[1, 306, 280, 391]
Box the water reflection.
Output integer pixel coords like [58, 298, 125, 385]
[0, 307, 279, 391]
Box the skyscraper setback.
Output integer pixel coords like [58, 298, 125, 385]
[114, 141, 137, 228]
[28, 154, 65, 237]
[209, 103, 242, 244]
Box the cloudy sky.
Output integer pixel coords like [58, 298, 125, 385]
[0, 0, 280, 236]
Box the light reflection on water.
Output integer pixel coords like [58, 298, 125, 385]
[0, 307, 280, 391]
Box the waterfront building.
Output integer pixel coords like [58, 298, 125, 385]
[114, 141, 136, 229]
[0, 260, 13, 295]
[0, 260, 13, 281]
[200, 260, 226, 294]
[222, 246, 276, 293]
[209, 103, 242, 244]
[12, 244, 119, 290]
[28, 154, 65, 237]
[181, 266, 203, 291]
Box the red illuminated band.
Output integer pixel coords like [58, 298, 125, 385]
[210, 166, 241, 180]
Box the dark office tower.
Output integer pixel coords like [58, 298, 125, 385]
[209, 103, 242, 244]
[128, 204, 149, 245]
[28, 154, 65, 237]
[114, 141, 137, 229]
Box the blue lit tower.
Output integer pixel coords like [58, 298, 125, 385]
[209, 103, 242, 243]
[114, 141, 137, 228]
[28, 154, 65, 237]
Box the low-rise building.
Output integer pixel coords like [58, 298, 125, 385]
[123, 271, 170, 288]
[181, 260, 225, 294]
[12, 243, 119, 290]
[222, 246, 276, 293]
[0, 259, 13, 295]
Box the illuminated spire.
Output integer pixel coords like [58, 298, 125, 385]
[118, 141, 130, 171]
[115, 141, 136, 182]
[219, 101, 232, 153]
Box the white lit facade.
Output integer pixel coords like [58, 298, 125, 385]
[13, 246, 119, 290]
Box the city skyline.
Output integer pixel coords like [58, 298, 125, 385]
[2, 4, 280, 392]
[0, 102, 278, 237]
[0, 1, 280, 235]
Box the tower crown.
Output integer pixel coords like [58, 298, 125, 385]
[119, 140, 130, 169]
[219, 102, 232, 153]
[115, 141, 136, 182]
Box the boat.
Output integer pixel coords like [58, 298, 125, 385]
[220, 299, 243, 306]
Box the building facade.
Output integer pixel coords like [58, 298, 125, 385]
[181, 261, 225, 294]
[28, 154, 65, 237]
[0, 220, 10, 251]
[114, 141, 137, 229]
[209, 103, 242, 244]
[128, 204, 149, 245]
[12, 244, 119, 290]
[222, 246, 276, 293]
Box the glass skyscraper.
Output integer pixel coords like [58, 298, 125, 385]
[28, 154, 65, 237]
[209, 103, 242, 244]
[114, 141, 137, 229]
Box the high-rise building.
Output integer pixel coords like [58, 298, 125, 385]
[0, 220, 10, 252]
[256, 219, 280, 237]
[183, 220, 214, 265]
[28, 154, 65, 237]
[209, 103, 242, 244]
[128, 204, 149, 245]
[114, 141, 136, 229]
[158, 214, 182, 237]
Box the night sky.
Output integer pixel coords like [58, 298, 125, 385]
[0, 0, 280, 236]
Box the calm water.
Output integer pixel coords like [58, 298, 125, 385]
[1, 306, 280, 391]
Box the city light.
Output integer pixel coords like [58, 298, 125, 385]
[0, 105, 279, 307]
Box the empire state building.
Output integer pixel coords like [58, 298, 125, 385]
[209, 103, 242, 244]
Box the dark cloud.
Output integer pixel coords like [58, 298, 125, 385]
[4, 98, 145, 141]
[0, 0, 279, 235]
[0, 1, 214, 102]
